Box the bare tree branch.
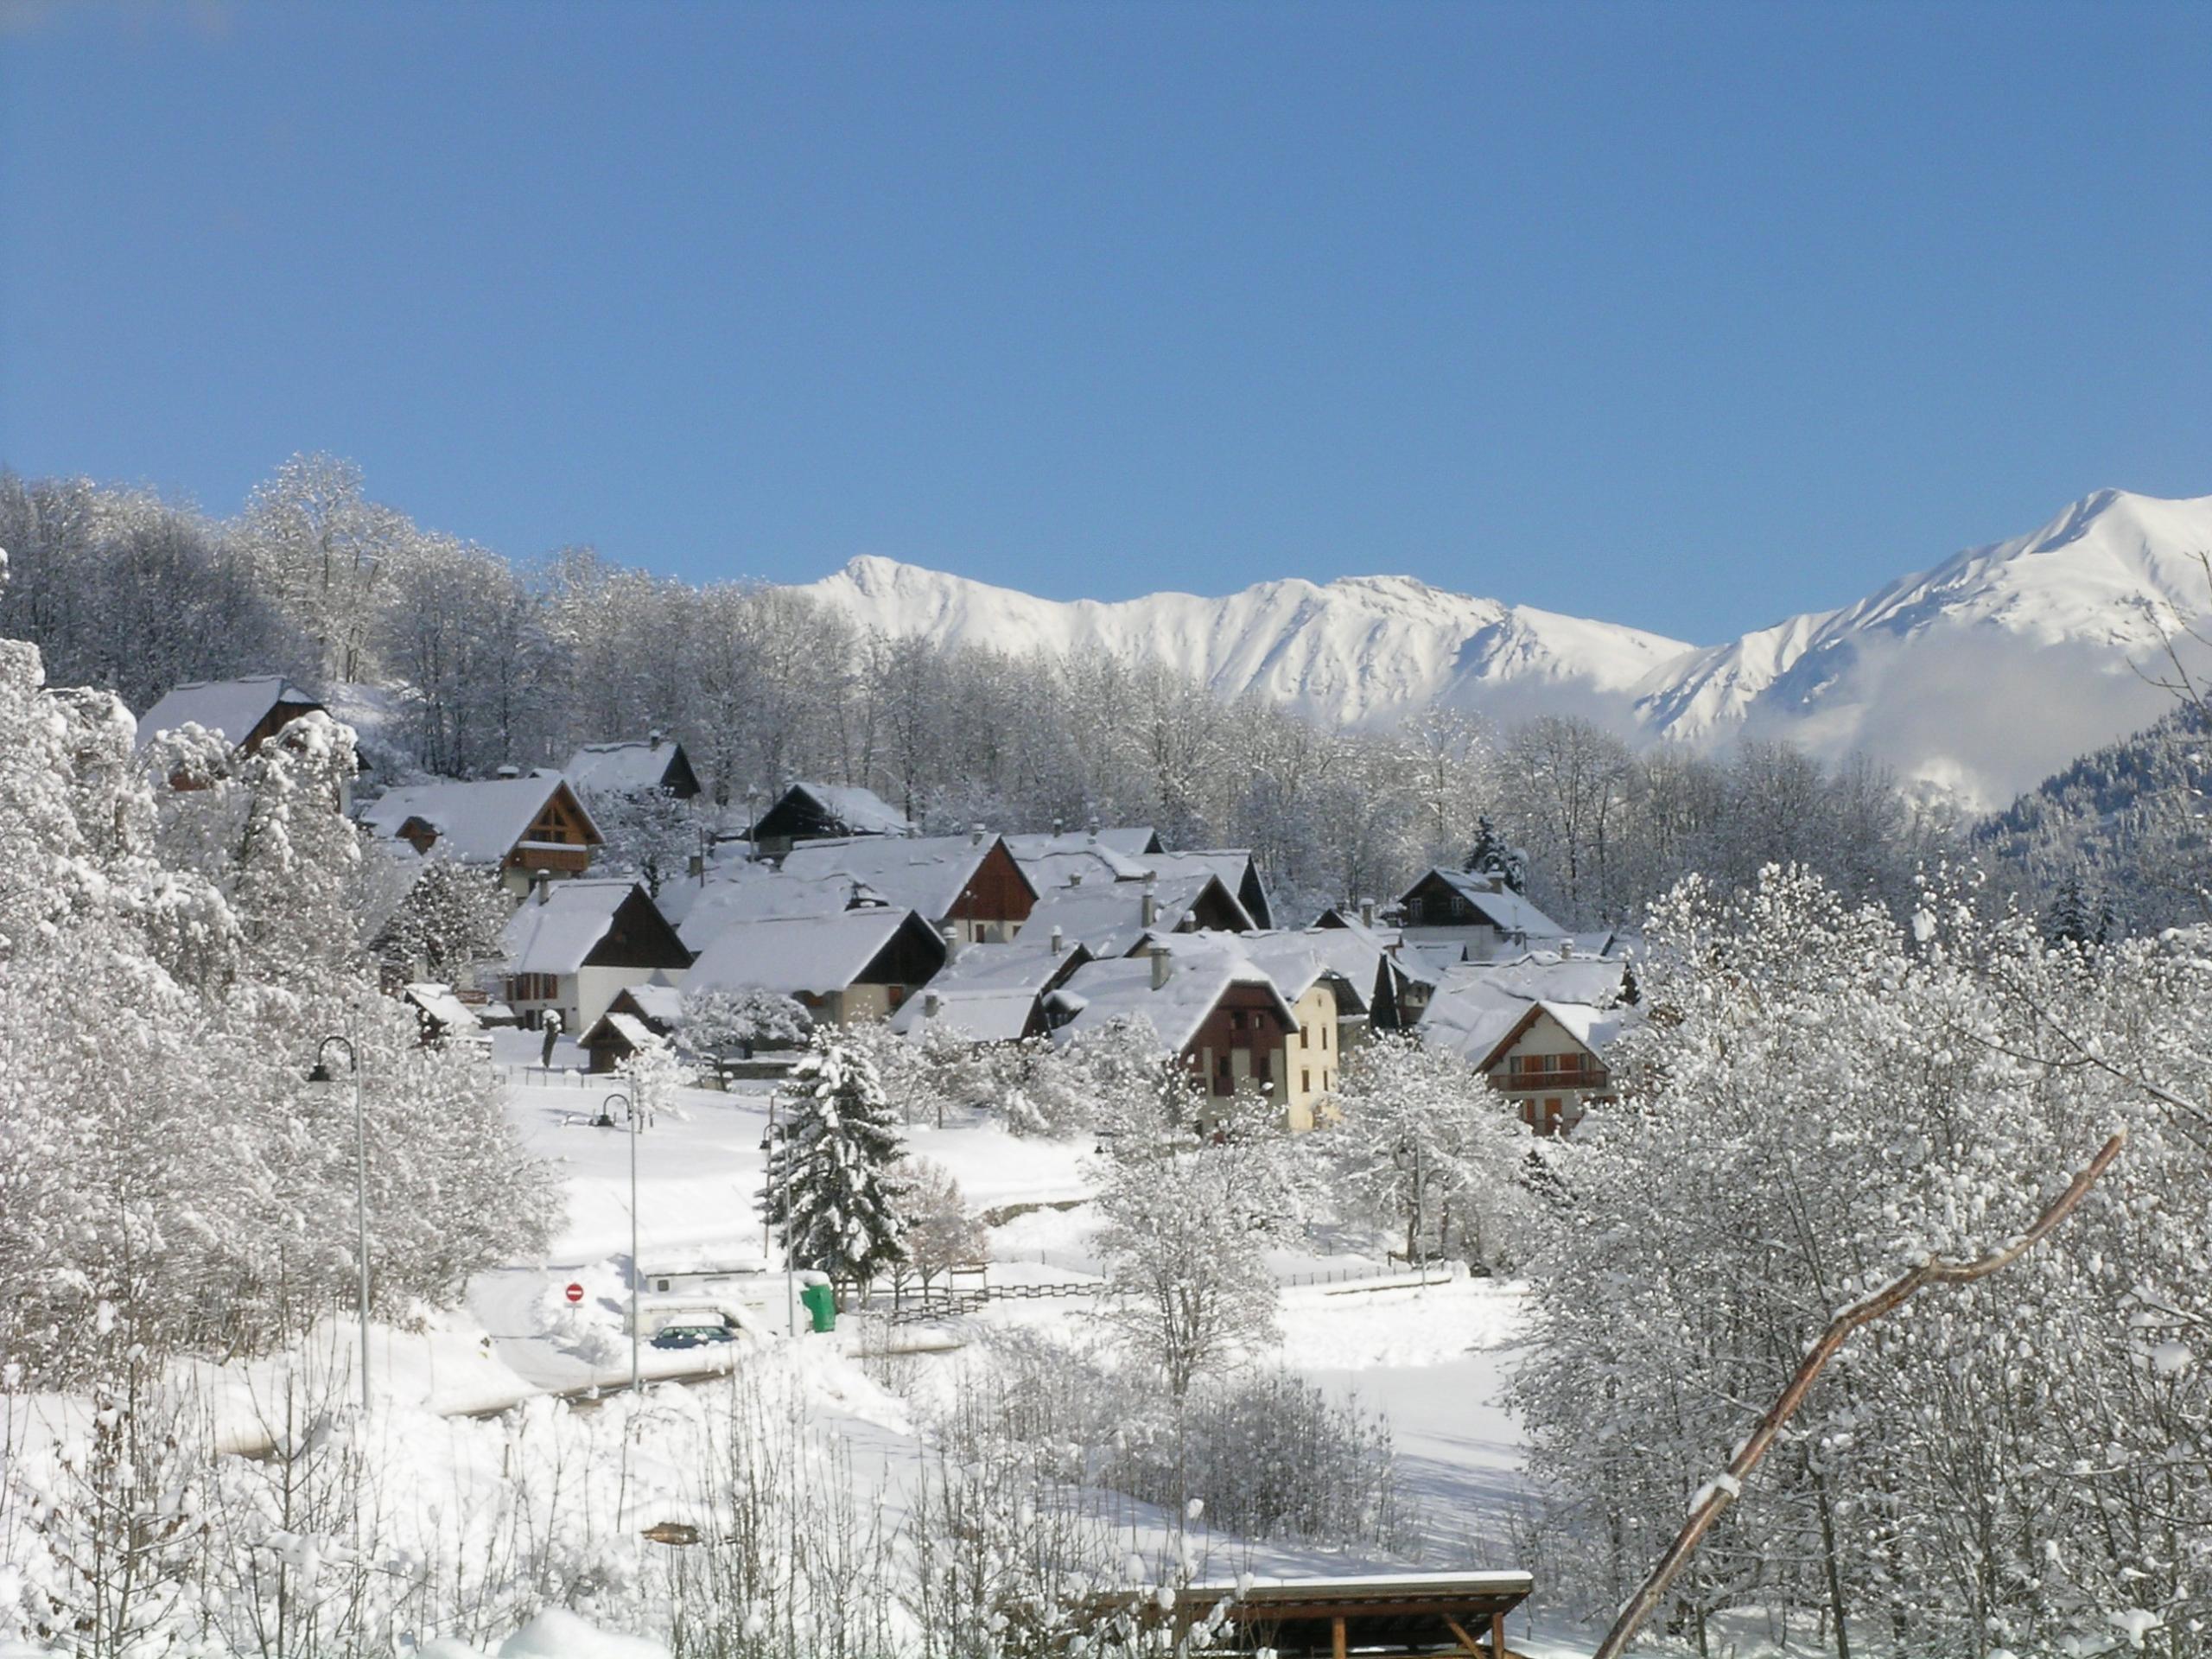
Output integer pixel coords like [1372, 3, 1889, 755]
[1588, 1129, 2128, 1659]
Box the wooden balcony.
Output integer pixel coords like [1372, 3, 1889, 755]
[1491, 1067, 1610, 1093]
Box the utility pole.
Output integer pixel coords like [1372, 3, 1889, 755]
[604, 1090, 638, 1392]
[308, 1033, 369, 1415]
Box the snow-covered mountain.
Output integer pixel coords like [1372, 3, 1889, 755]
[793, 488, 2212, 808]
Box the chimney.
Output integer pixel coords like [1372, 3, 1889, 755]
[1048, 925, 1064, 957]
[496, 763, 520, 780]
[1070, 871, 1084, 887]
[649, 728, 664, 750]
[1052, 817, 1064, 836]
[924, 990, 942, 1018]
[532, 871, 551, 906]
[1141, 874, 1159, 931]
[970, 823, 986, 847]
[1149, 944, 1172, 991]
[941, 924, 961, 962]
[1360, 899, 1376, 929]
[1087, 815, 1100, 842]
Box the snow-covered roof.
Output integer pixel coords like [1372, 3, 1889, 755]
[612, 982, 686, 1028]
[671, 833, 1024, 950]
[1046, 934, 1294, 1055]
[359, 773, 598, 866]
[1020, 870, 1252, 958]
[887, 939, 1090, 1041]
[686, 907, 941, 998]
[1408, 868, 1571, 941]
[1001, 826, 1160, 861]
[1418, 964, 1627, 1070]
[1446, 951, 1633, 1008]
[502, 880, 655, 976]
[134, 675, 321, 750]
[585, 1011, 661, 1054]
[402, 982, 480, 1034]
[1143, 849, 1269, 923]
[563, 739, 686, 794]
[1233, 931, 1373, 1014]
[753, 782, 916, 839]
[1009, 843, 1156, 890]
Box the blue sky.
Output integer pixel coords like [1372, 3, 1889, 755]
[2, 1, 2207, 643]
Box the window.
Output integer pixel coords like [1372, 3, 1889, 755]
[1301, 1069, 1311, 1092]
[1300, 1027, 1310, 1049]
[1321, 1025, 1330, 1050]
[1230, 1011, 1246, 1030]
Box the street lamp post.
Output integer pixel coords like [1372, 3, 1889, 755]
[307, 1033, 369, 1415]
[604, 1090, 639, 1393]
[760, 1096, 795, 1338]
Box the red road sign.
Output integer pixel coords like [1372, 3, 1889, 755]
[564, 1282, 585, 1304]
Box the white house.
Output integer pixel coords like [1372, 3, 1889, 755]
[498, 878, 694, 1033]
[684, 906, 949, 1027]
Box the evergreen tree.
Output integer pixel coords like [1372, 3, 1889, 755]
[1464, 813, 1528, 893]
[759, 1033, 911, 1294]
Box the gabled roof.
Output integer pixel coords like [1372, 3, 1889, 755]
[887, 939, 1093, 1041]
[402, 982, 480, 1035]
[608, 982, 686, 1029]
[564, 738, 699, 797]
[1401, 868, 1569, 941]
[671, 834, 1029, 949]
[1046, 934, 1295, 1055]
[135, 675, 321, 750]
[1232, 931, 1372, 1015]
[1417, 963, 1627, 1071]
[1142, 849, 1273, 928]
[1008, 843, 1156, 891]
[749, 782, 916, 840]
[502, 879, 673, 976]
[359, 773, 601, 866]
[686, 907, 945, 999]
[1001, 826, 1162, 861]
[1453, 951, 1633, 1008]
[1020, 870, 1253, 958]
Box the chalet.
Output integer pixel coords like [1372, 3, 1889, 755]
[1310, 907, 1424, 1032]
[1143, 849, 1274, 929]
[1044, 935, 1307, 1127]
[564, 734, 703, 800]
[360, 772, 603, 897]
[134, 675, 325, 760]
[1419, 956, 1631, 1137]
[684, 906, 949, 1027]
[747, 782, 916, 854]
[1226, 935, 1368, 1131]
[887, 934, 1094, 1045]
[671, 830, 1039, 950]
[577, 983, 685, 1073]
[1019, 868, 1254, 958]
[1394, 868, 1570, 963]
[499, 879, 694, 1032]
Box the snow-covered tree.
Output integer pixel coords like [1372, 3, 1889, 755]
[372, 855, 512, 984]
[677, 985, 814, 1070]
[1095, 1139, 1281, 1398]
[1464, 813, 1526, 894]
[888, 1158, 987, 1306]
[1325, 1033, 1533, 1270]
[758, 1033, 911, 1294]
[582, 784, 696, 898]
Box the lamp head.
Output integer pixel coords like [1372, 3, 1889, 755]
[306, 1060, 336, 1086]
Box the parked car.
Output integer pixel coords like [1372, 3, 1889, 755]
[651, 1323, 736, 1351]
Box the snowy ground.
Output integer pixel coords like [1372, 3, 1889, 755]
[441, 1053, 1607, 1653]
[8, 1052, 1645, 1657]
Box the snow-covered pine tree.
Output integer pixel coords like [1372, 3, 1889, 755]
[758, 1033, 911, 1295]
[1464, 812, 1528, 894]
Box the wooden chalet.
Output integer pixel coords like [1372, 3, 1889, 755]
[579, 982, 684, 1072]
[499, 879, 694, 1032]
[564, 734, 703, 800]
[685, 906, 949, 1027]
[135, 675, 326, 761]
[361, 772, 604, 897]
[1395, 868, 1569, 962]
[747, 782, 917, 853]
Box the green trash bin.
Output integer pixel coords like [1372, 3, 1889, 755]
[800, 1281, 837, 1334]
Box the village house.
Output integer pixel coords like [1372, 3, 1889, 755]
[887, 931, 1094, 1045]
[1418, 952, 1632, 1136]
[1044, 934, 1323, 1128]
[684, 905, 948, 1027]
[134, 674, 327, 761]
[400, 982, 483, 1047]
[1224, 935, 1368, 1130]
[1019, 868, 1254, 958]
[1142, 849, 1275, 929]
[575, 982, 687, 1072]
[1392, 868, 1571, 963]
[669, 829, 1039, 951]
[747, 781, 917, 854]
[497, 878, 694, 1033]
[1310, 906, 1425, 1031]
[563, 733, 703, 799]
[359, 771, 603, 897]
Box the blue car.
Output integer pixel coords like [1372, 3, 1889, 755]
[651, 1323, 737, 1351]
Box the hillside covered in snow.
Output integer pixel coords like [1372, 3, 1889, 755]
[797, 488, 2212, 808]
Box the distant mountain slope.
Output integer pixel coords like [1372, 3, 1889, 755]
[792, 488, 2212, 809]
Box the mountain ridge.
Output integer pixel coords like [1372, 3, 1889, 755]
[795, 488, 2212, 809]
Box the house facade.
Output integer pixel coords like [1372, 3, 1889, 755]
[362, 772, 604, 897]
[499, 879, 694, 1032]
[1395, 868, 1568, 963]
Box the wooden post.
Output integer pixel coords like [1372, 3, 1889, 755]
[1332, 1615, 1348, 1659]
[1491, 1610, 1507, 1659]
